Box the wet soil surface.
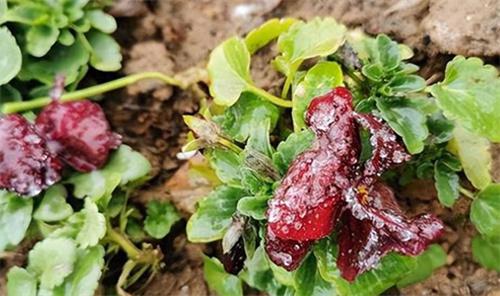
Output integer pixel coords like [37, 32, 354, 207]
[2, 1, 499, 295]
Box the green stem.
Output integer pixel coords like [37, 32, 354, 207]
[218, 137, 243, 153]
[459, 186, 475, 199]
[247, 85, 292, 108]
[281, 74, 293, 98]
[106, 224, 141, 260]
[2, 72, 183, 114]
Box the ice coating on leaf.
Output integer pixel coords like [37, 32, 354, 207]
[264, 87, 443, 280]
[265, 228, 312, 271]
[267, 87, 358, 241]
[354, 113, 411, 184]
[35, 100, 122, 172]
[0, 114, 62, 196]
[339, 182, 444, 281]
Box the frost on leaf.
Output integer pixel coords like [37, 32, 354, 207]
[265, 87, 444, 281]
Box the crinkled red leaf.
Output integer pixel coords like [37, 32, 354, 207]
[339, 182, 444, 281]
[265, 228, 312, 271]
[35, 100, 122, 172]
[0, 114, 62, 196]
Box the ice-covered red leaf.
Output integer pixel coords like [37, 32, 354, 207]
[267, 87, 358, 242]
[35, 100, 121, 172]
[0, 114, 62, 196]
[264, 229, 312, 271]
[339, 182, 444, 281]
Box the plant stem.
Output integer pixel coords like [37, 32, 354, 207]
[106, 224, 141, 260]
[247, 85, 292, 108]
[459, 186, 475, 199]
[218, 138, 243, 153]
[2, 72, 184, 114]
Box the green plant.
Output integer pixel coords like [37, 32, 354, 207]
[183, 17, 500, 295]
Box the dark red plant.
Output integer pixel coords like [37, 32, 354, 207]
[0, 114, 62, 196]
[35, 100, 121, 172]
[265, 87, 444, 281]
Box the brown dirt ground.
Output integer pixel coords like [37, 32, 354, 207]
[2, 0, 500, 295]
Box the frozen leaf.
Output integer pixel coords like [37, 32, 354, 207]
[33, 184, 73, 222]
[27, 238, 77, 289]
[75, 199, 106, 248]
[448, 124, 491, 190]
[187, 186, 245, 242]
[237, 193, 270, 220]
[430, 56, 500, 142]
[204, 256, 243, 296]
[292, 61, 343, 131]
[0, 27, 22, 85]
[245, 18, 297, 54]
[68, 170, 121, 202]
[471, 184, 500, 239]
[206, 148, 242, 187]
[0, 191, 33, 251]
[7, 267, 37, 296]
[144, 200, 181, 239]
[103, 145, 151, 186]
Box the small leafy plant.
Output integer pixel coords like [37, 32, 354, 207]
[185, 17, 500, 295]
[0, 0, 121, 100]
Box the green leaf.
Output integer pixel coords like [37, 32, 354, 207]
[26, 25, 60, 57]
[427, 113, 454, 144]
[471, 184, 500, 239]
[434, 161, 460, 207]
[471, 236, 500, 272]
[0, 27, 22, 85]
[54, 245, 105, 296]
[292, 61, 343, 131]
[144, 200, 181, 239]
[448, 124, 491, 190]
[203, 256, 243, 296]
[237, 193, 270, 220]
[387, 74, 426, 94]
[277, 17, 346, 66]
[68, 170, 121, 202]
[397, 244, 447, 287]
[376, 97, 429, 154]
[218, 92, 279, 143]
[240, 246, 285, 294]
[87, 30, 122, 71]
[19, 39, 89, 85]
[272, 129, 315, 175]
[85, 10, 117, 33]
[2, 3, 49, 25]
[0, 191, 33, 251]
[294, 254, 337, 296]
[33, 185, 73, 222]
[103, 145, 152, 186]
[187, 186, 245, 242]
[376, 34, 400, 71]
[27, 238, 77, 289]
[314, 238, 416, 296]
[58, 29, 75, 46]
[0, 0, 6, 18]
[206, 148, 242, 186]
[208, 37, 252, 106]
[7, 267, 37, 296]
[245, 18, 297, 54]
[430, 56, 500, 142]
[75, 199, 106, 248]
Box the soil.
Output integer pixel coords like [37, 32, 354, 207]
[1, 0, 500, 295]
